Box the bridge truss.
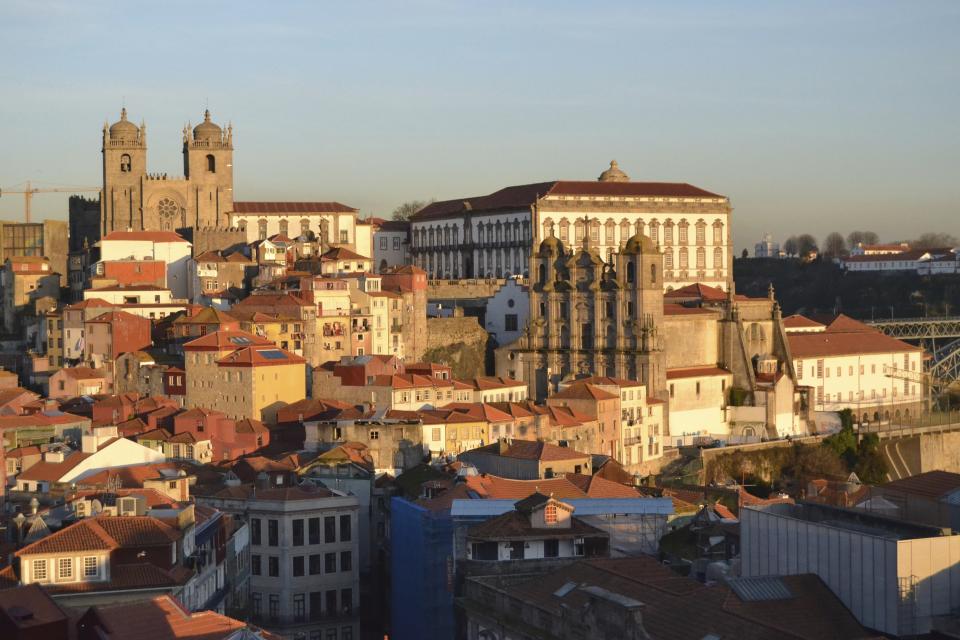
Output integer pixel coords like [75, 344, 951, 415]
[868, 317, 960, 387]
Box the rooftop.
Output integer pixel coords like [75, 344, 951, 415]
[232, 201, 357, 214]
[748, 501, 950, 541]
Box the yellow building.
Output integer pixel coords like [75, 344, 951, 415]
[232, 309, 306, 357]
[183, 329, 275, 412]
[215, 345, 307, 424]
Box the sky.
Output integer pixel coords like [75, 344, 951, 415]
[0, 1, 957, 252]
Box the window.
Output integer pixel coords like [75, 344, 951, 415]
[206, 154, 216, 172]
[544, 539, 559, 558]
[293, 519, 304, 546]
[309, 554, 322, 575]
[252, 554, 262, 575]
[670, 384, 675, 399]
[325, 552, 337, 573]
[58, 558, 73, 580]
[342, 627, 354, 640]
[32, 559, 47, 581]
[309, 517, 320, 544]
[268, 594, 279, 623]
[340, 589, 353, 615]
[574, 538, 585, 556]
[369, 430, 379, 440]
[340, 230, 349, 243]
[816, 360, 824, 378]
[340, 551, 352, 572]
[325, 516, 336, 543]
[293, 593, 305, 622]
[269, 556, 279, 577]
[252, 593, 262, 618]
[544, 503, 557, 524]
[380, 237, 387, 250]
[268, 519, 279, 546]
[509, 541, 525, 560]
[505, 314, 518, 332]
[120, 153, 131, 172]
[326, 590, 337, 617]
[393, 237, 400, 250]
[293, 555, 305, 577]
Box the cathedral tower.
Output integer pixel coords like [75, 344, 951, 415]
[182, 109, 234, 228]
[101, 108, 146, 234]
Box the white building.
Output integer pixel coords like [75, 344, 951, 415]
[229, 202, 372, 258]
[742, 501, 960, 637]
[484, 278, 530, 346]
[786, 314, 924, 422]
[410, 161, 732, 292]
[371, 219, 410, 272]
[841, 247, 957, 273]
[849, 242, 911, 256]
[754, 232, 781, 258]
[98, 230, 192, 299]
[666, 366, 734, 444]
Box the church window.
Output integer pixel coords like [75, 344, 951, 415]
[206, 154, 216, 173]
[626, 262, 635, 284]
[120, 154, 131, 173]
[158, 198, 179, 230]
[679, 247, 688, 269]
[696, 247, 706, 269]
[713, 247, 723, 269]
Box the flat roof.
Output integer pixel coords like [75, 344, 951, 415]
[747, 501, 950, 540]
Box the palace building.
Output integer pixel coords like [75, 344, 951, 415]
[410, 161, 732, 292]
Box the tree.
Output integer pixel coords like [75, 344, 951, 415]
[823, 232, 847, 258]
[391, 199, 433, 221]
[913, 232, 959, 249]
[796, 234, 818, 256]
[741, 248, 748, 259]
[783, 236, 799, 257]
[846, 230, 878, 249]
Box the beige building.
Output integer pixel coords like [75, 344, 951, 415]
[101, 108, 235, 234]
[410, 161, 732, 292]
[2, 256, 60, 334]
[228, 201, 369, 253]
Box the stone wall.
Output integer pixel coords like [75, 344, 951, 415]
[184, 227, 249, 255]
[427, 278, 510, 301]
[422, 317, 490, 379]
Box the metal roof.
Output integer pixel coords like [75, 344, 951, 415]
[450, 497, 673, 518]
[726, 576, 793, 602]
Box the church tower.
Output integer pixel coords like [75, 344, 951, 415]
[183, 110, 234, 229]
[101, 108, 147, 234]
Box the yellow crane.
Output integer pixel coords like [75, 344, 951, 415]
[0, 181, 100, 223]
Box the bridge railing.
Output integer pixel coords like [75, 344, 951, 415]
[857, 410, 960, 437]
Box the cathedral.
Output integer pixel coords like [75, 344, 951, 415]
[499, 230, 668, 401]
[100, 108, 235, 234]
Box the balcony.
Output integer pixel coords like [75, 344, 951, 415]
[623, 437, 643, 446]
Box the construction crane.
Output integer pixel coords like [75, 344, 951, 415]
[0, 181, 100, 223]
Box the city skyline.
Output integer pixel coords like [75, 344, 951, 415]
[1, 1, 958, 251]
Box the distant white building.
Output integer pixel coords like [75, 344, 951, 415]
[841, 247, 957, 274]
[97, 230, 192, 299]
[754, 233, 781, 258]
[370, 219, 411, 273]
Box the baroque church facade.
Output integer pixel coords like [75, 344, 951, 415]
[100, 108, 235, 235]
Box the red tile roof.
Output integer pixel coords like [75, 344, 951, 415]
[466, 440, 590, 462]
[321, 246, 369, 261]
[16, 451, 93, 482]
[783, 314, 826, 329]
[83, 594, 255, 640]
[58, 366, 106, 380]
[551, 382, 618, 401]
[182, 330, 273, 351]
[413, 181, 723, 221]
[665, 282, 729, 301]
[663, 303, 716, 316]
[217, 345, 306, 367]
[787, 329, 920, 358]
[16, 515, 179, 556]
[666, 366, 732, 379]
[232, 201, 357, 214]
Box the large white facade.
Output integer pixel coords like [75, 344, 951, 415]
[98, 231, 192, 299]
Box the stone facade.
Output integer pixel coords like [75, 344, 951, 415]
[101, 108, 234, 235]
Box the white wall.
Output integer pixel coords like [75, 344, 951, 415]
[65, 438, 167, 483]
[485, 279, 530, 347]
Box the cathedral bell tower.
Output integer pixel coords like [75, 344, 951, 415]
[183, 109, 234, 228]
[616, 231, 667, 398]
[102, 108, 147, 233]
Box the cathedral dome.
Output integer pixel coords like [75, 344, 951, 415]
[109, 108, 138, 141]
[598, 159, 629, 182]
[623, 232, 657, 255]
[193, 109, 222, 142]
[538, 235, 563, 255]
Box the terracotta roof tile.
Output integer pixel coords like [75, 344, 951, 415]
[233, 201, 357, 214]
[666, 366, 731, 379]
[102, 231, 189, 243]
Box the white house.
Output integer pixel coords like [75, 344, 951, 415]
[371, 219, 410, 272]
[98, 231, 192, 299]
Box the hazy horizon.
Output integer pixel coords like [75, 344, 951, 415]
[1, 1, 957, 252]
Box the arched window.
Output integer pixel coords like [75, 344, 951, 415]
[650, 263, 657, 284]
[626, 262, 635, 284]
[120, 154, 131, 173]
[206, 154, 216, 173]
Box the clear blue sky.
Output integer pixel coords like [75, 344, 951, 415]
[1, 1, 957, 252]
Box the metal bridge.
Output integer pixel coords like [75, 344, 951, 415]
[868, 316, 960, 386]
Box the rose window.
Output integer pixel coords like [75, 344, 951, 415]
[158, 198, 178, 219]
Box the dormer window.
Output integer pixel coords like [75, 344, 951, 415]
[544, 503, 558, 525]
